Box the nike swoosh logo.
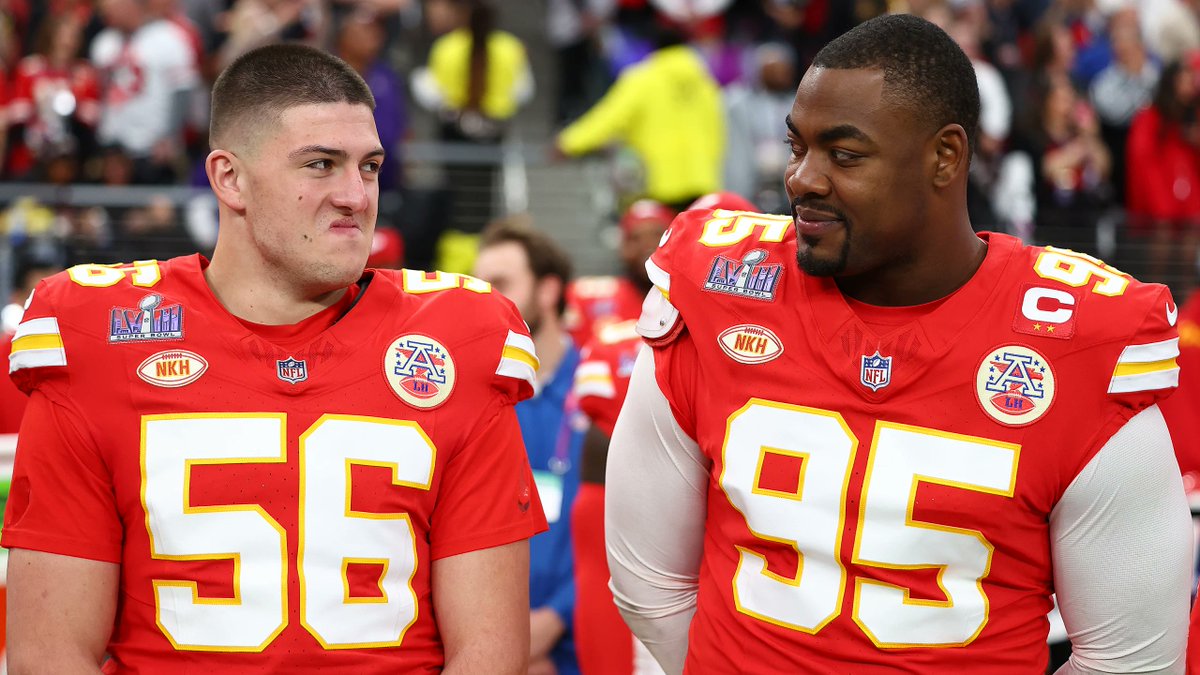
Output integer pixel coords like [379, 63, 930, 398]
[1167, 301, 1179, 326]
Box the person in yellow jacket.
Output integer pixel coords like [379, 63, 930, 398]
[410, 0, 534, 273]
[555, 24, 724, 210]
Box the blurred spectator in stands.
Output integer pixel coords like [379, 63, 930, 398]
[91, 0, 199, 184]
[1089, 6, 1159, 206]
[1142, 0, 1200, 65]
[564, 199, 671, 346]
[1, 256, 62, 335]
[336, 9, 406, 192]
[0, 0, 29, 68]
[759, 0, 861, 75]
[214, 0, 326, 72]
[1013, 12, 1079, 132]
[411, 0, 533, 272]
[6, 14, 100, 181]
[946, 10, 1013, 231]
[547, 0, 614, 124]
[722, 42, 794, 215]
[472, 217, 583, 675]
[555, 20, 723, 210]
[1016, 72, 1112, 252]
[1126, 56, 1200, 293]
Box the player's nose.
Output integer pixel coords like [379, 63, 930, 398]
[785, 152, 832, 200]
[331, 169, 371, 213]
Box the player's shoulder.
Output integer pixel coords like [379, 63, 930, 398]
[12, 257, 199, 390]
[377, 267, 523, 327]
[650, 207, 794, 292]
[994, 236, 1178, 395]
[376, 268, 538, 393]
[1001, 238, 1173, 344]
[30, 257, 197, 314]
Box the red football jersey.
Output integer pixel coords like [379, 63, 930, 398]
[3, 257, 547, 673]
[645, 209, 1179, 673]
[564, 276, 645, 347]
[1159, 288, 1200, 489]
[573, 319, 642, 437]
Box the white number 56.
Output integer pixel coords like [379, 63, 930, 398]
[142, 414, 434, 651]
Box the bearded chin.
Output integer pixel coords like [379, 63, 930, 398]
[796, 234, 850, 277]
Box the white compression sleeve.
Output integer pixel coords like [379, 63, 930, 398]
[605, 348, 708, 675]
[1052, 405, 1192, 675]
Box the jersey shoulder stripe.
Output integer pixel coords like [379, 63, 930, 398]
[1109, 337, 1180, 394]
[574, 360, 616, 400]
[496, 330, 538, 388]
[10, 317, 66, 373]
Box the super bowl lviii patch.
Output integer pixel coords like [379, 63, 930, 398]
[110, 293, 183, 342]
[385, 334, 456, 409]
[976, 345, 1055, 426]
[704, 249, 782, 301]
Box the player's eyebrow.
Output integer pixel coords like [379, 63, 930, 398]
[786, 116, 873, 146]
[815, 124, 872, 146]
[288, 145, 387, 161]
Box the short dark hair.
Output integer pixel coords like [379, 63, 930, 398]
[812, 13, 980, 156]
[210, 44, 375, 149]
[479, 216, 573, 317]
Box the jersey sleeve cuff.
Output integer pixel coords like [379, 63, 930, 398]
[1, 529, 122, 564]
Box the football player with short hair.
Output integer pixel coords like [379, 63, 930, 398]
[606, 14, 1192, 674]
[4, 43, 545, 674]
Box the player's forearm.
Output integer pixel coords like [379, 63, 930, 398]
[443, 643, 528, 675]
[7, 653, 105, 675]
[610, 591, 695, 675]
[606, 350, 708, 674]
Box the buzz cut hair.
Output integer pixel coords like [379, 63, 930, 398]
[209, 43, 375, 150]
[812, 13, 980, 156]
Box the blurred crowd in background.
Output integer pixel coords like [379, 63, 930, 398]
[4, 0, 1200, 294]
[1, 0, 1200, 302]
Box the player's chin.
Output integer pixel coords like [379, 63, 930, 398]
[796, 237, 846, 277]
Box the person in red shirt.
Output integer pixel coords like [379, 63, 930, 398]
[565, 199, 673, 347]
[1126, 54, 1200, 293]
[570, 191, 757, 675]
[6, 14, 100, 179]
[606, 15, 1191, 673]
[3, 44, 545, 674]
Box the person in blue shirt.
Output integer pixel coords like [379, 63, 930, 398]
[474, 216, 583, 675]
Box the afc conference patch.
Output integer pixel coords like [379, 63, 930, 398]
[384, 334, 456, 409]
[976, 344, 1055, 426]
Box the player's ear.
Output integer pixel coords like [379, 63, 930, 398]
[206, 149, 246, 213]
[931, 124, 969, 189]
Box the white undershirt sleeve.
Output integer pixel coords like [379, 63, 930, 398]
[1051, 405, 1192, 675]
[606, 348, 708, 675]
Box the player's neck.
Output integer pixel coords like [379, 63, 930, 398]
[203, 256, 352, 326]
[837, 231, 987, 307]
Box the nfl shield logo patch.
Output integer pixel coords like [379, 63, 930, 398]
[277, 357, 308, 384]
[860, 351, 892, 391]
